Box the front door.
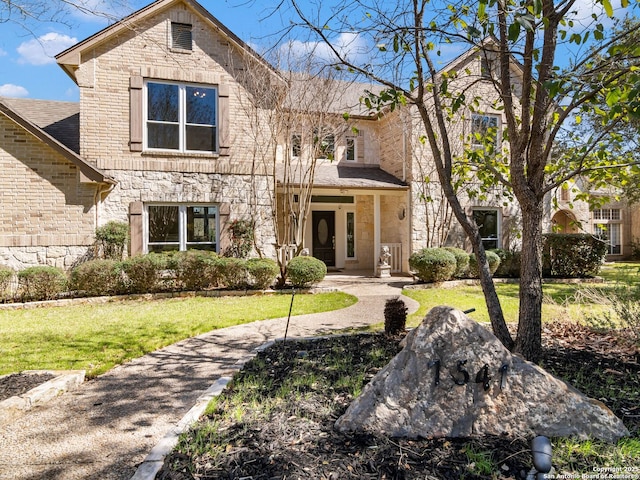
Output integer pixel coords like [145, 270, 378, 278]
[312, 211, 335, 267]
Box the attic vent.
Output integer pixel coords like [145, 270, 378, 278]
[171, 22, 192, 50]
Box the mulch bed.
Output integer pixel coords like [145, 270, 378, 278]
[0, 372, 55, 402]
[158, 323, 640, 480]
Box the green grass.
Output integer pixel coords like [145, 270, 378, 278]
[0, 292, 356, 377]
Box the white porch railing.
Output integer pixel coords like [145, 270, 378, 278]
[381, 243, 402, 273]
[278, 244, 298, 265]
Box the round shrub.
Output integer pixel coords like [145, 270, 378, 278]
[491, 249, 521, 278]
[468, 250, 502, 278]
[121, 254, 166, 294]
[246, 258, 279, 290]
[18, 266, 67, 301]
[167, 250, 220, 291]
[286, 256, 327, 288]
[0, 265, 14, 301]
[443, 247, 470, 278]
[71, 259, 123, 297]
[409, 248, 457, 283]
[218, 257, 249, 290]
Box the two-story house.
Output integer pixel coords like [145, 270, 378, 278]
[1, 0, 636, 274]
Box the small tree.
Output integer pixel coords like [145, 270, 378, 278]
[95, 221, 128, 260]
[223, 219, 255, 259]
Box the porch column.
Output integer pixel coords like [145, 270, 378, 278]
[373, 193, 381, 276]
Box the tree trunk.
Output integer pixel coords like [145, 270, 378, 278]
[514, 201, 544, 362]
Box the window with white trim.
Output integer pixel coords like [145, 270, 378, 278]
[593, 208, 622, 255]
[146, 204, 218, 252]
[145, 81, 218, 153]
[472, 208, 500, 250]
[314, 127, 335, 159]
[470, 114, 499, 149]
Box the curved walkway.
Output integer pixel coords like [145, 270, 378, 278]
[0, 273, 418, 480]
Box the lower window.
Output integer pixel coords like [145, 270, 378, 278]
[594, 223, 621, 255]
[472, 209, 499, 250]
[147, 204, 218, 252]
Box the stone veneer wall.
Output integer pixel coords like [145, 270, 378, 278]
[0, 114, 99, 270]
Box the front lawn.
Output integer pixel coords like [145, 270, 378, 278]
[0, 292, 356, 377]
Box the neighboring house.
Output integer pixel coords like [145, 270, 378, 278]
[0, 0, 637, 273]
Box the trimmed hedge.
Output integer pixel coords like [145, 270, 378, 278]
[409, 248, 457, 283]
[167, 250, 220, 291]
[468, 250, 501, 278]
[95, 221, 129, 260]
[543, 233, 607, 277]
[121, 254, 166, 294]
[0, 265, 14, 300]
[71, 259, 124, 297]
[491, 249, 521, 278]
[287, 256, 327, 287]
[443, 247, 470, 278]
[18, 266, 67, 301]
[246, 258, 279, 289]
[218, 257, 250, 290]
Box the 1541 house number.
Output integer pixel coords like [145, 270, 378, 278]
[428, 359, 510, 391]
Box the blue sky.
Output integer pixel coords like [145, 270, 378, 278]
[0, 0, 290, 101]
[0, 0, 631, 102]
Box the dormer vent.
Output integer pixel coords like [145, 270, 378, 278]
[171, 22, 192, 50]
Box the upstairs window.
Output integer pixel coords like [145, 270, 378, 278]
[346, 136, 357, 161]
[145, 81, 217, 153]
[171, 22, 192, 50]
[314, 127, 335, 159]
[471, 114, 499, 149]
[291, 134, 301, 158]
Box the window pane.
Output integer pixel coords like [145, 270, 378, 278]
[186, 86, 217, 125]
[291, 134, 301, 157]
[187, 206, 217, 244]
[347, 212, 355, 258]
[148, 83, 179, 122]
[148, 206, 179, 243]
[471, 115, 498, 146]
[186, 125, 216, 151]
[148, 123, 180, 150]
[473, 209, 498, 249]
[346, 137, 356, 161]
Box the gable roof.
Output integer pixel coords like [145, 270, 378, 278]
[56, 0, 283, 84]
[0, 97, 114, 185]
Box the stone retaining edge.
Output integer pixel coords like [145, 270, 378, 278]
[0, 370, 86, 424]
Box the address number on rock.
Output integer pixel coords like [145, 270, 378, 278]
[428, 359, 509, 391]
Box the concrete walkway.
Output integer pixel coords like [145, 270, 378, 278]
[0, 273, 418, 480]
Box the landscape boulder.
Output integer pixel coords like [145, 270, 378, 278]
[335, 306, 628, 442]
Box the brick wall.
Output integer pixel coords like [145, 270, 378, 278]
[0, 114, 98, 269]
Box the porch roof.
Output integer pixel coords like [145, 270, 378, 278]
[277, 164, 408, 190]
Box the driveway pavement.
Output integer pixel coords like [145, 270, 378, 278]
[0, 273, 418, 480]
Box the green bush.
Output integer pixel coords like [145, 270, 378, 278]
[286, 256, 327, 288]
[543, 234, 607, 278]
[443, 247, 470, 278]
[95, 221, 129, 260]
[70, 259, 124, 297]
[0, 265, 14, 300]
[167, 250, 220, 291]
[121, 254, 166, 294]
[18, 266, 67, 301]
[409, 248, 457, 283]
[491, 249, 521, 278]
[468, 250, 501, 278]
[246, 258, 279, 290]
[218, 257, 250, 289]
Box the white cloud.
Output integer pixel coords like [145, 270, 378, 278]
[0, 84, 29, 97]
[17, 32, 78, 66]
[286, 32, 370, 66]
